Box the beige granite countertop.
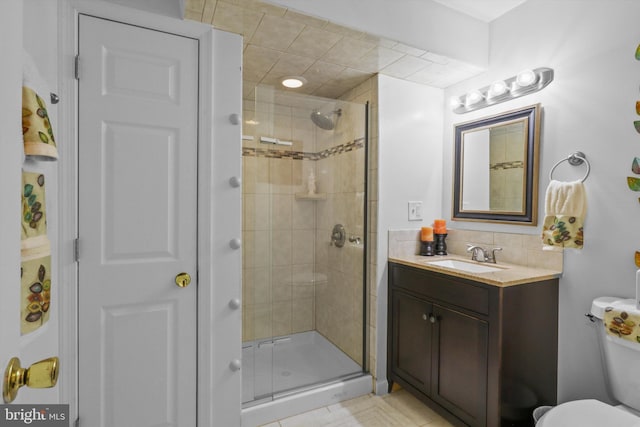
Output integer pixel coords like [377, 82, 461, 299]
[389, 254, 562, 287]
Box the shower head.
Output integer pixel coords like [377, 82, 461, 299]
[310, 109, 342, 130]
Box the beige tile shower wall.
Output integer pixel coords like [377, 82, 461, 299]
[315, 145, 365, 365]
[388, 228, 563, 271]
[242, 100, 318, 342]
[314, 95, 367, 364]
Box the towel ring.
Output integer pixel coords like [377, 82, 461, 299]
[549, 151, 590, 182]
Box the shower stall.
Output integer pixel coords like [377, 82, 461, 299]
[240, 85, 369, 423]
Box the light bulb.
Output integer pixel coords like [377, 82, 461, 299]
[516, 69, 537, 87]
[281, 76, 307, 88]
[487, 80, 508, 99]
[465, 90, 484, 107]
[449, 96, 463, 109]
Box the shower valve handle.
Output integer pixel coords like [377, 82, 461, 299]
[330, 224, 346, 248]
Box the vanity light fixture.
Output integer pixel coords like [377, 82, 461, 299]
[451, 67, 554, 114]
[281, 76, 307, 89]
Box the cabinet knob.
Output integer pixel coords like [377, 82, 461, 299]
[229, 359, 241, 372]
[229, 176, 241, 188]
[422, 314, 427, 321]
[429, 314, 437, 324]
[229, 113, 241, 125]
[229, 238, 242, 250]
[228, 298, 241, 309]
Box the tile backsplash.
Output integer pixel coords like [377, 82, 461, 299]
[388, 228, 563, 272]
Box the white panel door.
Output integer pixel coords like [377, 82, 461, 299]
[1, 0, 61, 409]
[78, 15, 198, 427]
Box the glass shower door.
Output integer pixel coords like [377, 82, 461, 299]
[241, 85, 367, 406]
[241, 85, 276, 406]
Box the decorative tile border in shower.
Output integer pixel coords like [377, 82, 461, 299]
[243, 137, 365, 161]
[317, 137, 365, 159]
[242, 147, 318, 160]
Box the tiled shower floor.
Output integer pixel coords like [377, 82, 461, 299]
[242, 331, 363, 404]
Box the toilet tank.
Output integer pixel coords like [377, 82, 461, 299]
[592, 297, 640, 411]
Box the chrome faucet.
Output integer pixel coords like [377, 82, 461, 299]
[466, 244, 502, 263]
[467, 245, 486, 262]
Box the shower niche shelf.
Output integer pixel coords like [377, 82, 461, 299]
[294, 192, 326, 200]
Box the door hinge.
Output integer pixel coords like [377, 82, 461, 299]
[74, 55, 80, 80]
[74, 238, 80, 262]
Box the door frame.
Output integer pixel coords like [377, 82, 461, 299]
[58, 1, 242, 426]
[0, 0, 23, 402]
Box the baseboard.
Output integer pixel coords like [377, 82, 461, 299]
[375, 378, 389, 396]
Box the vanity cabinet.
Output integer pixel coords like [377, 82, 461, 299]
[388, 262, 558, 427]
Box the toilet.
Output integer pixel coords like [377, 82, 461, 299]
[536, 297, 640, 426]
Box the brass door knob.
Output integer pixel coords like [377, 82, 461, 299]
[3, 356, 59, 403]
[175, 272, 191, 288]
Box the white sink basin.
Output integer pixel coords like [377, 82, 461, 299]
[426, 259, 503, 274]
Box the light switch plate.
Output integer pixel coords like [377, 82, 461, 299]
[408, 201, 423, 221]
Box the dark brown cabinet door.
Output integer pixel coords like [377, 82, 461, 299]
[431, 303, 488, 427]
[391, 291, 433, 394]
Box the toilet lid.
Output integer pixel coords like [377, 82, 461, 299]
[537, 400, 640, 426]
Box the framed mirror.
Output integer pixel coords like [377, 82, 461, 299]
[452, 104, 541, 225]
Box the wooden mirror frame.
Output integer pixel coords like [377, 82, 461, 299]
[452, 104, 541, 225]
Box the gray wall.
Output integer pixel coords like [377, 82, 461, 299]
[264, 0, 640, 404]
[443, 0, 640, 403]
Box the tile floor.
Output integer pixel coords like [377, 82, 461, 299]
[259, 389, 455, 427]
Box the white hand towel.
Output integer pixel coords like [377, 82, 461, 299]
[541, 179, 587, 249]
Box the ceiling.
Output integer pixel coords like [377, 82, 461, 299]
[184, 0, 524, 100]
[430, 0, 527, 23]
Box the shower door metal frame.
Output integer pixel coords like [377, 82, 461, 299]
[362, 101, 370, 374]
